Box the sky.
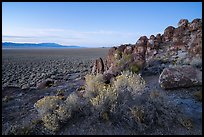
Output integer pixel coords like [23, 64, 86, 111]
[2, 2, 202, 47]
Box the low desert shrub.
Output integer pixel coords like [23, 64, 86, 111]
[113, 71, 145, 98]
[34, 96, 64, 117]
[89, 84, 118, 119]
[34, 71, 182, 133]
[122, 54, 132, 62]
[41, 112, 60, 131]
[84, 71, 146, 120]
[83, 73, 105, 98]
[34, 93, 81, 131]
[178, 117, 193, 130]
[129, 63, 140, 73]
[194, 90, 202, 101]
[129, 90, 181, 132]
[34, 96, 64, 131]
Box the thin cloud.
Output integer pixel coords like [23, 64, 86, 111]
[2, 28, 141, 47]
[2, 35, 35, 38]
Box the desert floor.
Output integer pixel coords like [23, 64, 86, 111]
[2, 48, 202, 135]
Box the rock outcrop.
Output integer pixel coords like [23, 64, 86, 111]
[91, 58, 105, 74]
[159, 65, 202, 89]
[91, 18, 202, 86]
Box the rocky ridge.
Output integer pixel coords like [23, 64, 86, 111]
[92, 18, 202, 89]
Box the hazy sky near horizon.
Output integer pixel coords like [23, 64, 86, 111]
[2, 2, 202, 47]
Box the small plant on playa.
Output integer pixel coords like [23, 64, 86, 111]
[56, 89, 65, 96]
[2, 95, 14, 102]
[130, 106, 145, 124]
[129, 105, 147, 131]
[178, 117, 193, 130]
[193, 90, 202, 101]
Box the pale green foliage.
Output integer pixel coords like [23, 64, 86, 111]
[34, 93, 81, 131]
[57, 93, 80, 122]
[90, 85, 117, 108]
[84, 71, 146, 119]
[65, 92, 80, 108]
[113, 71, 145, 98]
[34, 96, 64, 117]
[84, 73, 104, 98]
[90, 84, 118, 117]
[42, 113, 60, 131]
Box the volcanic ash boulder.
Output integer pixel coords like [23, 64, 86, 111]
[159, 65, 202, 89]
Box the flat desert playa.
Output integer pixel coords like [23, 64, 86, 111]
[2, 48, 202, 135]
[2, 48, 110, 90]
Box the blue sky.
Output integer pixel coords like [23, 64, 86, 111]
[2, 2, 202, 47]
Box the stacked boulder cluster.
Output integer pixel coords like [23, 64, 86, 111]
[92, 18, 202, 89]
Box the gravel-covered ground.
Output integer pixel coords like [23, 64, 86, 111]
[2, 48, 202, 135]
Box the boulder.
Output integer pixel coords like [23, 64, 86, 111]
[189, 18, 202, 32]
[159, 65, 202, 89]
[136, 36, 148, 45]
[91, 57, 105, 74]
[37, 79, 54, 89]
[124, 45, 133, 55]
[188, 29, 202, 57]
[156, 33, 162, 43]
[178, 19, 189, 27]
[106, 47, 117, 69]
[163, 26, 175, 42]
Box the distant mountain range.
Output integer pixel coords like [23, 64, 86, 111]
[2, 42, 81, 48]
